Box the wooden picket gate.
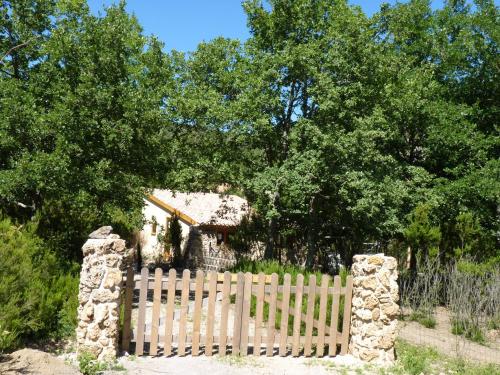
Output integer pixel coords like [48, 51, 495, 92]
[121, 267, 353, 357]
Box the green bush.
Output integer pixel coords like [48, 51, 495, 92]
[0, 217, 79, 352]
[78, 351, 125, 375]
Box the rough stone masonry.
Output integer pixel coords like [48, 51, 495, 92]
[349, 254, 399, 363]
[76, 227, 132, 360]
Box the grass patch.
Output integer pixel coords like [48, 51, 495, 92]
[408, 310, 436, 329]
[215, 354, 262, 368]
[78, 352, 126, 375]
[386, 340, 500, 375]
[451, 319, 486, 345]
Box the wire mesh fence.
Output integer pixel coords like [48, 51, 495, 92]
[397, 258, 500, 365]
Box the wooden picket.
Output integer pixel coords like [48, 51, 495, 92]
[121, 267, 354, 358]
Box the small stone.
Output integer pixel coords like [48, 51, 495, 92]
[92, 289, 120, 303]
[94, 304, 108, 324]
[372, 308, 380, 320]
[361, 276, 378, 290]
[84, 268, 104, 288]
[352, 297, 364, 308]
[378, 272, 390, 289]
[359, 349, 380, 362]
[381, 303, 399, 317]
[378, 335, 394, 350]
[79, 343, 102, 358]
[87, 323, 100, 341]
[99, 336, 109, 347]
[105, 254, 121, 268]
[368, 255, 384, 266]
[82, 303, 94, 321]
[364, 296, 379, 310]
[353, 255, 367, 263]
[89, 226, 114, 239]
[360, 289, 372, 298]
[384, 257, 397, 270]
[99, 347, 117, 361]
[103, 269, 122, 288]
[355, 309, 373, 321]
[363, 264, 377, 274]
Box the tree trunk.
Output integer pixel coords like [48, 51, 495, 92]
[264, 192, 279, 260]
[305, 195, 318, 269]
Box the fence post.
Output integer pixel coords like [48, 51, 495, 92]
[349, 254, 399, 363]
[76, 226, 131, 360]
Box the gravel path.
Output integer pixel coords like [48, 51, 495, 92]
[107, 353, 375, 375]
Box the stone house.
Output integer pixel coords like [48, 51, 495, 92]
[140, 189, 249, 271]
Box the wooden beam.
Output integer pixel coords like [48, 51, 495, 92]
[146, 195, 198, 225]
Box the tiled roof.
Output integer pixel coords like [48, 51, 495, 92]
[150, 189, 249, 226]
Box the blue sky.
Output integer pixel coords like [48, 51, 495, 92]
[87, 0, 447, 52]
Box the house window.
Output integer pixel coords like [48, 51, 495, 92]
[216, 231, 224, 245]
[151, 216, 157, 236]
[216, 230, 228, 245]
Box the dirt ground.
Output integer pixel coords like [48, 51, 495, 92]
[398, 307, 500, 364]
[0, 349, 376, 375]
[0, 348, 80, 375]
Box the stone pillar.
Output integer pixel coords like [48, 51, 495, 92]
[76, 226, 129, 361]
[349, 254, 399, 363]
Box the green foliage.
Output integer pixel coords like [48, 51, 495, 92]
[404, 204, 441, 263]
[394, 340, 440, 375]
[159, 0, 499, 268]
[77, 351, 124, 375]
[1, 0, 498, 352]
[409, 311, 437, 329]
[0, 217, 79, 352]
[456, 257, 500, 276]
[0, 0, 169, 260]
[451, 319, 486, 345]
[390, 340, 500, 375]
[78, 352, 108, 375]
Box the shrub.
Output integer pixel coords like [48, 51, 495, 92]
[0, 217, 79, 352]
[447, 261, 499, 346]
[78, 351, 125, 375]
[399, 256, 442, 329]
[451, 319, 486, 344]
[409, 311, 437, 329]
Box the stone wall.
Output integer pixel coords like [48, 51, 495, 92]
[76, 227, 131, 360]
[349, 254, 399, 363]
[186, 227, 236, 271]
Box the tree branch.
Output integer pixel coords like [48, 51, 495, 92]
[0, 39, 31, 65]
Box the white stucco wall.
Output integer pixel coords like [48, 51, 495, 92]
[140, 199, 192, 264]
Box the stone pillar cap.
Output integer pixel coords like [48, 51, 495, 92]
[89, 226, 114, 239]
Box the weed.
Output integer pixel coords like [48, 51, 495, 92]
[451, 319, 486, 344]
[215, 354, 262, 368]
[409, 311, 437, 329]
[78, 351, 125, 375]
[388, 340, 500, 375]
